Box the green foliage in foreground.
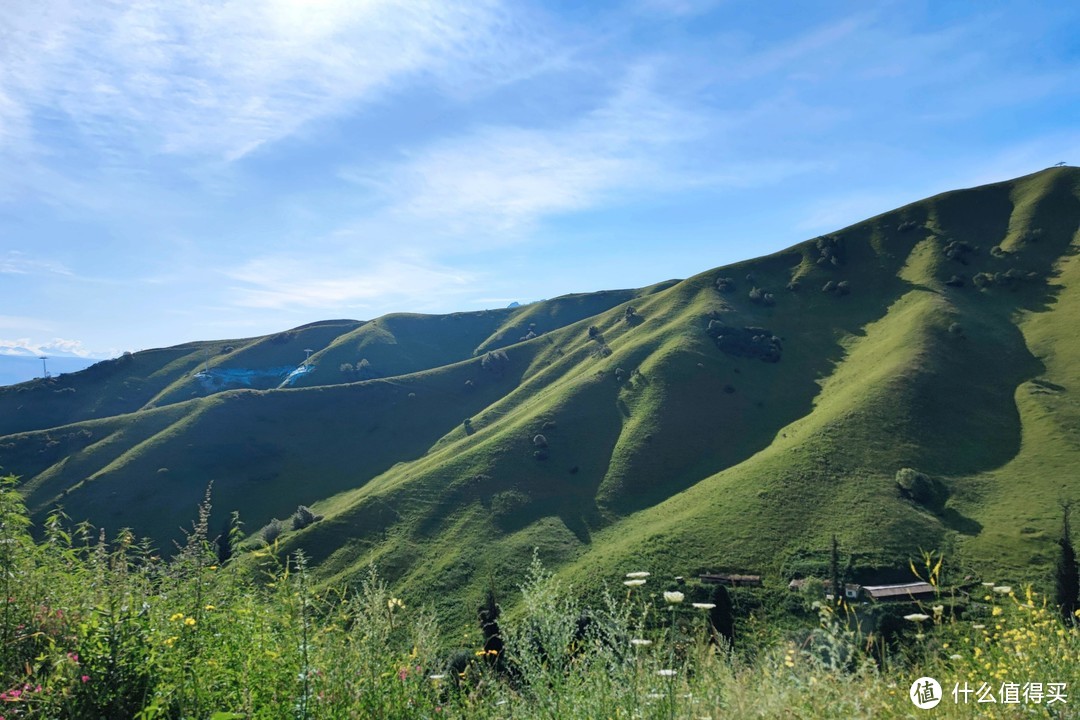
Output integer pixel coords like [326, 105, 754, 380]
[2, 478, 1079, 719]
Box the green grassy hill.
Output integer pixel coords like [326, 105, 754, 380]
[2, 167, 1078, 623]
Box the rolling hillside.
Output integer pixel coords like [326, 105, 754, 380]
[2, 167, 1079, 623]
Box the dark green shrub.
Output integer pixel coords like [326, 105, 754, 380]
[292, 505, 323, 531]
[944, 239, 975, 263]
[355, 358, 375, 380]
[948, 323, 963, 336]
[835, 281, 850, 296]
[945, 275, 965, 287]
[814, 235, 845, 267]
[895, 468, 946, 509]
[822, 280, 837, 293]
[260, 518, 284, 543]
[714, 276, 736, 293]
[706, 320, 782, 362]
[481, 350, 510, 374]
[533, 434, 548, 448]
[897, 220, 918, 233]
[339, 363, 354, 374]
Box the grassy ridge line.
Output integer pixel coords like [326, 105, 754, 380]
[281, 167, 1078, 621]
[2, 167, 1078, 632]
[0, 343, 216, 436]
[147, 319, 363, 406]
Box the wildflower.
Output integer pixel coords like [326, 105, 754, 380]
[81, 675, 89, 683]
[950, 654, 963, 660]
[663, 591, 684, 604]
[972, 624, 986, 630]
[169, 613, 184, 622]
[184, 617, 196, 627]
[624, 579, 647, 587]
[626, 571, 650, 578]
[904, 613, 930, 622]
[429, 674, 447, 681]
[656, 669, 677, 677]
[982, 581, 995, 587]
[388, 597, 405, 610]
[207, 565, 218, 571]
[630, 638, 653, 647]
[992, 586, 1013, 595]
[692, 602, 716, 610]
[992, 606, 1003, 616]
[204, 604, 215, 611]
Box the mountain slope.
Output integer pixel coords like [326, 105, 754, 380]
[1, 167, 1078, 624]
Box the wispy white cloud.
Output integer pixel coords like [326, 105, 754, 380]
[225, 254, 476, 311]
[0, 0, 522, 162]
[344, 64, 721, 236]
[0, 251, 72, 276]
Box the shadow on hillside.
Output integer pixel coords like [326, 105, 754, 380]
[940, 507, 983, 536]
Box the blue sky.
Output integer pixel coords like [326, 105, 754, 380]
[1, 0, 1077, 358]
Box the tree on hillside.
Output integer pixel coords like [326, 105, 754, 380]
[1056, 501, 1079, 621]
[830, 535, 842, 606]
[478, 584, 506, 674]
[215, 511, 243, 565]
[709, 585, 735, 648]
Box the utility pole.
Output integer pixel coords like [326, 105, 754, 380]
[304, 348, 313, 364]
[39, 355, 48, 378]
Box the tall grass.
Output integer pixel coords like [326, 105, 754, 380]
[1, 476, 1077, 718]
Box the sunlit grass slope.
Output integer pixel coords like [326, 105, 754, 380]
[1, 167, 1078, 623]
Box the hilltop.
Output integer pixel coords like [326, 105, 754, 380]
[1, 166, 1078, 622]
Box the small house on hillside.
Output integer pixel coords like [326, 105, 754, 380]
[699, 573, 762, 587]
[789, 579, 937, 603]
[860, 582, 936, 602]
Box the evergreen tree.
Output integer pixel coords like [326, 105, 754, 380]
[1056, 501, 1079, 621]
[709, 585, 735, 648]
[478, 584, 505, 673]
[830, 534, 842, 606]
